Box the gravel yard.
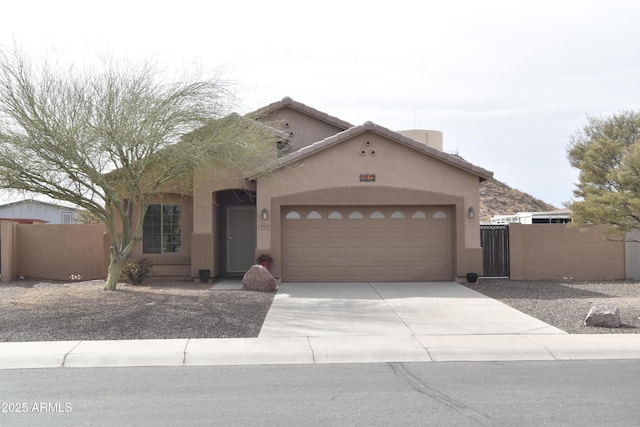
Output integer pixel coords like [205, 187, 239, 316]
[0, 278, 638, 342]
[464, 279, 640, 334]
[0, 279, 274, 342]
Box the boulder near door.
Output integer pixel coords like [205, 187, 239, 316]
[282, 206, 453, 282]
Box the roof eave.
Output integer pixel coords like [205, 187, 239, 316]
[245, 122, 494, 181]
[247, 97, 354, 130]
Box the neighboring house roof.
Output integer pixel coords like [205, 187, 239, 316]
[0, 199, 77, 211]
[0, 199, 79, 224]
[246, 121, 493, 181]
[248, 96, 354, 131]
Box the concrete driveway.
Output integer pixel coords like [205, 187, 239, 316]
[259, 281, 566, 338]
[4, 281, 640, 369]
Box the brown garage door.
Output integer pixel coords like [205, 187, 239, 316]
[282, 206, 453, 282]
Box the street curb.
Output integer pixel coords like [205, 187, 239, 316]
[2, 334, 640, 370]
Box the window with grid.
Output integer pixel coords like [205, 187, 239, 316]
[143, 204, 181, 253]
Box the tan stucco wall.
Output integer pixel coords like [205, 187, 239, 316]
[256, 131, 483, 280]
[12, 223, 107, 281]
[190, 165, 258, 279]
[509, 224, 625, 280]
[1, 221, 18, 281]
[191, 165, 254, 234]
[625, 230, 640, 280]
[258, 107, 347, 152]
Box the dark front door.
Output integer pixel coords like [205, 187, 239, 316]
[226, 206, 257, 273]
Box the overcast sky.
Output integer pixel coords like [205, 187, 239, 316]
[2, 0, 639, 208]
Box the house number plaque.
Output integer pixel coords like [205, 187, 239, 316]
[360, 174, 376, 182]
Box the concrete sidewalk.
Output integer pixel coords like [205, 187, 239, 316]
[1, 282, 640, 369]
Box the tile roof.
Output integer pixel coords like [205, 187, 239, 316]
[246, 120, 494, 181]
[0, 198, 78, 210]
[248, 96, 353, 131]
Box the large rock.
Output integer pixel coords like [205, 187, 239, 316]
[242, 264, 277, 292]
[584, 304, 622, 328]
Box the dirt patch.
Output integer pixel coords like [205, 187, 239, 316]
[0, 279, 274, 342]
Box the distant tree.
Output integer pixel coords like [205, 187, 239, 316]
[0, 47, 278, 290]
[567, 111, 640, 233]
[76, 209, 103, 224]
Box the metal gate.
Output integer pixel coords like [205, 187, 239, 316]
[480, 225, 509, 277]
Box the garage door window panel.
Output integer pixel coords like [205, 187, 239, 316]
[307, 211, 322, 219]
[285, 211, 301, 220]
[391, 211, 406, 219]
[328, 211, 343, 219]
[349, 211, 364, 219]
[412, 211, 427, 220]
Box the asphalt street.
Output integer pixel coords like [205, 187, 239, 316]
[1, 360, 639, 426]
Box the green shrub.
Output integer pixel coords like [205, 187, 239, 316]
[121, 258, 153, 285]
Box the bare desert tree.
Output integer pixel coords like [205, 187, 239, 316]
[0, 47, 278, 289]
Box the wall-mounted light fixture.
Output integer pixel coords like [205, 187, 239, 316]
[467, 207, 475, 219]
[261, 208, 269, 220]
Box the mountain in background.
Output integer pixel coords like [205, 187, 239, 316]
[479, 178, 558, 223]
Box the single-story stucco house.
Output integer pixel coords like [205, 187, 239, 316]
[0, 199, 81, 224]
[125, 97, 494, 282]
